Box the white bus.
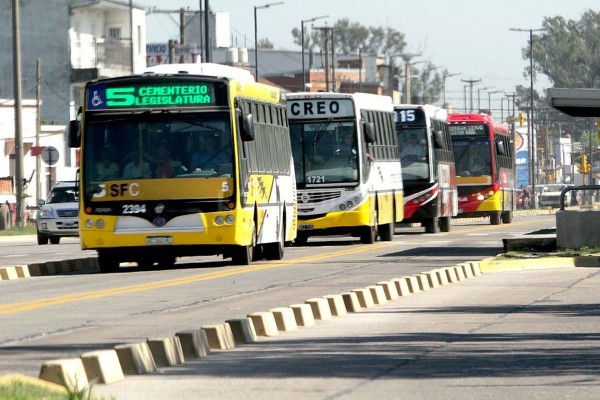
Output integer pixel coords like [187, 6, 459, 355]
[287, 92, 404, 244]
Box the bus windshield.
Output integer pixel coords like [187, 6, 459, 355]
[290, 120, 359, 185]
[452, 137, 492, 177]
[84, 111, 233, 187]
[397, 127, 430, 181]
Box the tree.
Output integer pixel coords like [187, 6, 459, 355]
[257, 38, 274, 50]
[528, 10, 600, 88]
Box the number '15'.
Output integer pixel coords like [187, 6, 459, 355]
[106, 88, 135, 107]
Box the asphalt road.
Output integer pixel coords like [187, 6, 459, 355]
[4, 214, 596, 399]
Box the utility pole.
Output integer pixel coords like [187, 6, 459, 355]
[400, 53, 421, 104]
[316, 26, 333, 91]
[461, 78, 481, 112]
[12, 0, 25, 228]
[204, 0, 211, 62]
[35, 59, 41, 202]
[129, 0, 134, 72]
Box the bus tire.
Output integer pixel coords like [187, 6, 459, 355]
[425, 217, 439, 233]
[232, 223, 256, 265]
[490, 212, 502, 225]
[158, 255, 176, 268]
[378, 222, 394, 241]
[501, 211, 513, 224]
[264, 218, 285, 260]
[294, 232, 309, 246]
[98, 251, 120, 273]
[359, 225, 377, 244]
[439, 216, 452, 232]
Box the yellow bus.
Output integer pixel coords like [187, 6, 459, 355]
[68, 63, 297, 272]
[287, 92, 403, 244]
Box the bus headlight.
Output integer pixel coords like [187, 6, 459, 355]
[85, 219, 94, 228]
[214, 216, 225, 225]
[225, 215, 235, 224]
[95, 219, 105, 229]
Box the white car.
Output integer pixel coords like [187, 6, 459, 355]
[36, 181, 79, 245]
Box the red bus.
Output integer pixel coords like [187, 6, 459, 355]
[448, 113, 515, 225]
[395, 104, 458, 233]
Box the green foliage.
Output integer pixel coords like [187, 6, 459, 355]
[0, 380, 66, 400]
[257, 38, 274, 50]
[530, 10, 600, 88]
[0, 226, 36, 236]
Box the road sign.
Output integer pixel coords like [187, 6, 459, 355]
[41, 146, 59, 166]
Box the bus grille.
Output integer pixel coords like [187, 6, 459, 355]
[297, 190, 342, 204]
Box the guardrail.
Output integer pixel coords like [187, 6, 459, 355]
[559, 184, 600, 210]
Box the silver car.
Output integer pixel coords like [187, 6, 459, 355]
[36, 181, 79, 245]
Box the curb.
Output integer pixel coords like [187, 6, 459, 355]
[0, 258, 99, 281]
[18, 262, 484, 390]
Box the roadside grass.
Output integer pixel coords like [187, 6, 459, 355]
[0, 226, 36, 236]
[0, 378, 116, 400]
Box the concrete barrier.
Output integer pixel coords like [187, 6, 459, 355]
[351, 288, 375, 308]
[248, 312, 279, 337]
[405, 276, 421, 294]
[435, 269, 449, 285]
[0, 267, 19, 280]
[368, 285, 388, 305]
[38, 358, 89, 390]
[454, 265, 467, 281]
[201, 324, 236, 349]
[391, 277, 411, 296]
[225, 318, 258, 344]
[323, 294, 347, 316]
[445, 267, 458, 283]
[289, 304, 316, 327]
[80, 350, 124, 384]
[114, 342, 157, 375]
[146, 337, 185, 367]
[413, 274, 431, 291]
[377, 280, 399, 300]
[175, 330, 211, 358]
[270, 307, 299, 331]
[341, 292, 362, 313]
[305, 298, 333, 320]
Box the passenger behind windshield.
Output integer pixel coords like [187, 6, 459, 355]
[191, 134, 229, 171]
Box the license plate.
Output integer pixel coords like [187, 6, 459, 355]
[146, 236, 173, 245]
[299, 224, 314, 230]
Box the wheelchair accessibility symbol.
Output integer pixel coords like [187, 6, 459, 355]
[91, 90, 103, 107]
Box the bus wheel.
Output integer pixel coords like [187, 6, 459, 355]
[490, 212, 502, 225]
[264, 219, 285, 260]
[232, 224, 256, 265]
[294, 232, 309, 246]
[501, 211, 513, 224]
[158, 255, 176, 268]
[97, 251, 120, 273]
[424, 217, 439, 233]
[378, 222, 394, 241]
[359, 225, 377, 244]
[439, 216, 452, 233]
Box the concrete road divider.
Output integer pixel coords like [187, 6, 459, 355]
[341, 292, 362, 313]
[0, 266, 19, 280]
[367, 285, 388, 305]
[424, 271, 440, 288]
[270, 307, 299, 332]
[225, 318, 258, 344]
[114, 342, 157, 375]
[377, 280, 399, 300]
[445, 267, 459, 283]
[38, 358, 89, 391]
[289, 303, 316, 327]
[323, 294, 347, 316]
[470, 261, 482, 276]
[460, 263, 474, 279]
[455, 265, 467, 281]
[175, 330, 211, 358]
[435, 269, 449, 285]
[351, 288, 375, 309]
[201, 324, 236, 349]
[305, 298, 333, 320]
[405, 276, 421, 294]
[248, 312, 280, 337]
[146, 337, 185, 367]
[391, 277, 411, 296]
[413, 274, 431, 291]
[80, 350, 124, 384]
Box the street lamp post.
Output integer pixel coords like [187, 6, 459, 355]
[477, 86, 489, 113]
[301, 15, 328, 91]
[254, 1, 285, 81]
[488, 90, 502, 115]
[510, 27, 545, 208]
[442, 72, 460, 108]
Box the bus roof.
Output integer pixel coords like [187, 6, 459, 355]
[143, 63, 255, 82]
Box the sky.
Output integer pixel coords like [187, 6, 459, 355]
[139, 0, 598, 113]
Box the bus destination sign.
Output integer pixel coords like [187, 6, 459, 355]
[394, 108, 425, 125]
[86, 81, 224, 110]
[448, 124, 486, 136]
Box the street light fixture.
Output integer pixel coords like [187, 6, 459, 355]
[442, 72, 460, 107]
[301, 15, 328, 90]
[488, 90, 502, 114]
[254, 1, 285, 81]
[510, 27, 545, 208]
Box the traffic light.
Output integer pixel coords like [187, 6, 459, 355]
[582, 154, 590, 173]
[518, 112, 524, 127]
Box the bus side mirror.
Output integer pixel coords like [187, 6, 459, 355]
[68, 120, 80, 148]
[496, 141, 506, 156]
[240, 113, 255, 141]
[362, 121, 375, 143]
[433, 130, 445, 149]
